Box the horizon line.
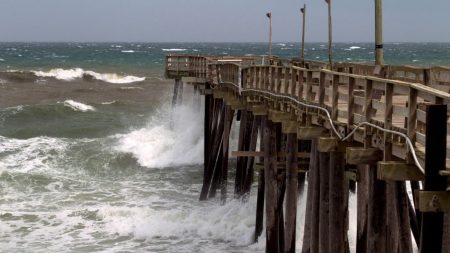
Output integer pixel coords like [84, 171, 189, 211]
[0, 41, 449, 44]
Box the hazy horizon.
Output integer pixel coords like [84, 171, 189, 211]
[1, 41, 450, 44]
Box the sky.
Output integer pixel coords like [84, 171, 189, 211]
[0, 0, 449, 42]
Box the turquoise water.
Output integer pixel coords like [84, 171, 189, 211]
[0, 42, 446, 252]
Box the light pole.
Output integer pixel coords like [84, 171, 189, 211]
[375, 0, 384, 65]
[300, 4, 306, 64]
[326, 0, 332, 69]
[266, 12, 272, 57]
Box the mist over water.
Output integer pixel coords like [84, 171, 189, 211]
[0, 42, 438, 252]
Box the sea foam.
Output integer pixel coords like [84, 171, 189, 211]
[31, 68, 145, 84]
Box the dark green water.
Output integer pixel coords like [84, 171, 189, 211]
[1, 42, 444, 252]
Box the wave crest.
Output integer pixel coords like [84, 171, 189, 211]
[63, 100, 96, 112]
[28, 68, 145, 84]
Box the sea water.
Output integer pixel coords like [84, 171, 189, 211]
[1, 42, 448, 252]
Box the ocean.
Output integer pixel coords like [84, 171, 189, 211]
[0, 42, 449, 252]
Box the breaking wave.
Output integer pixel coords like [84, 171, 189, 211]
[116, 104, 204, 168]
[62, 100, 96, 112]
[3, 69, 145, 84]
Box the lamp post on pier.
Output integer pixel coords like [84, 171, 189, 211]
[266, 12, 272, 58]
[300, 4, 306, 65]
[325, 0, 332, 69]
[375, 0, 384, 65]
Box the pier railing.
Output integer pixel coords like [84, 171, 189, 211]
[166, 54, 450, 170]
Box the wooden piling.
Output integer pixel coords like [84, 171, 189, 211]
[302, 139, 320, 253]
[220, 105, 234, 202]
[201, 85, 212, 200]
[385, 181, 400, 252]
[243, 115, 259, 198]
[396, 182, 413, 253]
[172, 79, 182, 107]
[318, 151, 330, 253]
[367, 164, 387, 252]
[329, 151, 346, 253]
[255, 118, 266, 242]
[284, 133, 298, 253]
[356, 165, 369, 253]
[263, 117, 279, 253]
[235, 110, 254, 198]
[419, 104, 448, 253]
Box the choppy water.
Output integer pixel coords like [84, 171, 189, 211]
[0, 42, 443, 252]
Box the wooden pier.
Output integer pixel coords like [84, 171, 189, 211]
[165, 54, 450, 253]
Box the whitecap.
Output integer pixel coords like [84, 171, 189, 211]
[0, 58, 5, 62]
[277, 43, 286, 47]
[32, 68, 145, 84]
[162, 48, 187, 52]
[119, 87, 144, 90]
[84, 71, 146, 84]
[63, 100, 96, 112]
[349, 46, 361, 50]
[121, 50, 135, 53]
[33, 68, 85, 81]
[101, 101, 117, 105]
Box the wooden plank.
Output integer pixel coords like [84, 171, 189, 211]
[377, 161, 425, 181]
[282, 121, 298, 134]
[418, 191, 450, 212]
[297, 126, 326, 139]
[231, 151, 309, 158]
[317, 137, 339, 152]
[250, 105, 268, 116]
[269, 110, 295, 123]
[346, 147, 383, 165]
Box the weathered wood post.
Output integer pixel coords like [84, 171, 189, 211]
[220, 105, 234, 203]
[356, 165, 369, 253]
[318, 151, 330, 253]
[235, 110, 254, 198]
[284, 132, 298, 253]
[302, 139, 320, 253]
[255, 117, 266, 242]
[328, 147, 346, 253]
[419, 104, 448, 253]
[172, 79, 183, 107]
[263, 117, 279, 253]
[201, 84, 212, 200]
[243, 116, 259, 198]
